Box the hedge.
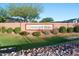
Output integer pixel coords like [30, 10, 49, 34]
[1, 27, 6, 33]
[7, 28, 13, 33]
[67, 27, 73, 33]
[74, 26, 79, 32]
[50, 28, 59, 34]
[19, 31, 29, 36]
[32, 32, 41, 37]
[14, 27, 21, 34]
[42, 30, 49, 35]
[59, 26, 67, 33]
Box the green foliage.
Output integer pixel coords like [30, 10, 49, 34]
[40, 17, 54, 22]
[0, 16, 6, 22]
[30, 20, 37, 22]
[7, 28, 13, 33]
[59, 26, 67, 33]
[1, 27, 6, 33]
[67, 27, 73, 33]
[0, 8, 8, 18]
[14, 27, 21, 34]
[32, 32, 41, 36]
[19, 31, 29, 36]
[0, 8, 8, 23]
[50, 28, 59, 34]
[74, 26, 79, 32]
[8, 4, 42, 22]
[0, 28, 2, 32]
[42, 30, 49, 35]
[0, 33, 70, 50]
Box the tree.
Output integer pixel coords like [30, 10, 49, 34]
[8, 4, 42, 22]
[0, 8, 8, 22]
[40, 17, 54, 22]
[0, 16, 6, 22]
[0, 8, 8, 18]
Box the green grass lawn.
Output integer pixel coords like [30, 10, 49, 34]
[0, 33, 78, 51]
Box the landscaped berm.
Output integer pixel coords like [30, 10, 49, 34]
[0, 32, 79, 51]
[0, 23, 79, 51]
[0, 33, 69, 50]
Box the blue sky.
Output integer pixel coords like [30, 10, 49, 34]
[0, 3, 79, 21]
[40, 3, 79, 21]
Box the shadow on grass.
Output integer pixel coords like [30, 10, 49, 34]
[0, 36, 71, 51]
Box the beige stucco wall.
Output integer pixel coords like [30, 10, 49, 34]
[52, 23, 76, 28]
[0, 23, 21, 29]
[0, 22, 78, 31]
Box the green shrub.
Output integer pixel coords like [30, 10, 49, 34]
[0, 28, 1, 32]
[42, 30, 49, 35]
[74, 26, 79, 32]
[67, 27, 73, 33]
[50, 28, 59, 34]
[59, 26, 67, 33]
[32, 32, 41, 37]
[7, 28, 13, 33]
[1, 27, 6, 33]
[14, 27, 21, 34]
[19, 31, 29, 36]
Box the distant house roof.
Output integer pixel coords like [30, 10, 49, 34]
[62, 18, 79, 23]
[55, 18, 79, 23]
